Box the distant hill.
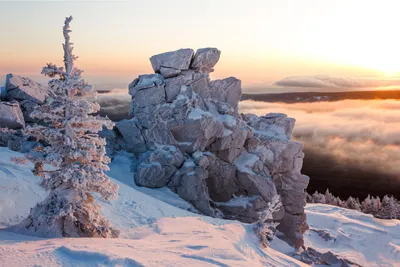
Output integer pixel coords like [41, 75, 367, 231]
[242, 89, 400, 103]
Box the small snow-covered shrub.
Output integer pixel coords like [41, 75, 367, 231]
[254, 194, 282, 247]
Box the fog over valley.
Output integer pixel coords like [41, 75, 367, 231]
[239, 99, 400, 199]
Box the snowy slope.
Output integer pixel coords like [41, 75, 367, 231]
[305, 204, 400, 267]
[1, 147, 399, 266]
[0, 148, 305, 266]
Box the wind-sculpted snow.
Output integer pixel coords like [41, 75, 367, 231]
[105, 48, 310, 248]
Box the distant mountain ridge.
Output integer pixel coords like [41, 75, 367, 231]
[242, 89, 400, 103]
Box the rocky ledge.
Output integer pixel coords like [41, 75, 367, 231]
[109, 48, 310, 248]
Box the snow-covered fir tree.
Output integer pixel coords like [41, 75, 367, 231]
[324, 189, 334, 204]
[307, 190, 400, 220]
[379, 195, 398, 219]
[360, 195, 373, 214]
[371, 196, 382, 215]
[11, 16, 119, 238]
[312, 191, 326, 204]
[345, 197, 361, 211]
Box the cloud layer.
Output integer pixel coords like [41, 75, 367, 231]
[95, 88, 400, 198]
[96, 88, 131, 121]
[239, 99, 400, 198]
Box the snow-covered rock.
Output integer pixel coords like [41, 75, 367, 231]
[210, 77, 242, 110]
[135, 145, 184, 188]
[4, 74, 49, 122]
[150, 48, 194, 74]
[190, 48, 221, 73]
[5, 74, 47, 104]
[115, 119, 147, 153]
[116, 47, 310, 248]
[0, 101, 25, 129]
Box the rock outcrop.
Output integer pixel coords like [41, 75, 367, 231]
[0, 74, 51, 153]
[5, 74, 48, 122]
[117, 47, 310, 248]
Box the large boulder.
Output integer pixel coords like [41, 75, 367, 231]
[5, 74, 47, 104]
[150, 49, 194, 75]
[190, 48, 221, 73]
[209, 77, 241, 109]
[115, 119, 147, 154]
[0, 101, 25, 129]
[121, 48, 309, 248]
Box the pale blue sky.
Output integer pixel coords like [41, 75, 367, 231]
[1, 0, 399, 91]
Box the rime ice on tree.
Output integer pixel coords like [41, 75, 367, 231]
[11, 16, 119, 238]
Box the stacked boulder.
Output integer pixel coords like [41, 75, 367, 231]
[0, 74, 48, 151]
[4, 74, 48, 122]
[116, 48, 310, 248]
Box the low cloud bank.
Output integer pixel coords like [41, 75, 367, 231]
[96, 88, 131, 121]
[239, 99, 400, 198]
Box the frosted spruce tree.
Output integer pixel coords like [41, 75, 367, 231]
[11, 16, 119, 238]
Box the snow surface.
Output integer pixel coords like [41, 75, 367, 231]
[305, 204, 400, 267]
[1, 147, 399, 266]
[0, 148, 304, 266]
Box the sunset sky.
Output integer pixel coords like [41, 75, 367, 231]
[1, 0, 400, 91]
